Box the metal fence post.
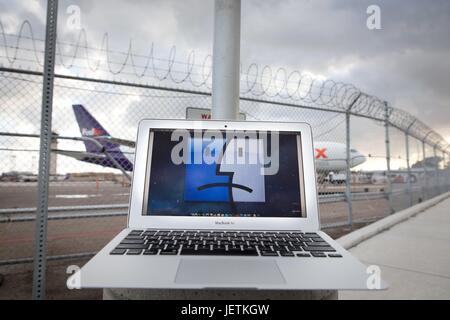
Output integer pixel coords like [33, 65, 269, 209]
[345, 111, 353, 225]
[422, 131, 434, 200]
[445, 149, 449, 191]
[433, 145, 439, 195]
[442, 149, 446, 192]
[405, 132, 413, 207]
[32, 0, 58, 300]
[422, 140, 427, 199]
[384, 102, 393, 213]
[446, 150, 450, 192]
[404, 119, 416, 207]
[345, 93, 361, 226]
[441, 149, 447, 192]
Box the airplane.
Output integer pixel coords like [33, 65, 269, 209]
[57, 104, 366, 173]
[313, 141, 366, 172]
[53, 105, 134, 171]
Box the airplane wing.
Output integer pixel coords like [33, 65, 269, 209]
[95, 136, 136, 148]
[52, 149, 108, 161]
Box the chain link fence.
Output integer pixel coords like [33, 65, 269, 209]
[0, 15, 449, 298]
[1, 67, 448, 255]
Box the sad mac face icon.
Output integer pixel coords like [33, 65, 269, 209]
[170, 129, 279, 214]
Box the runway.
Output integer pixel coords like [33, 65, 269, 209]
[0, 181, 129, 209]
[0, 180, 396, 261]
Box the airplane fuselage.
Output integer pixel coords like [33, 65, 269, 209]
[314, 141, 366, 171]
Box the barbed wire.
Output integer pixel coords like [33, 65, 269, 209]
[0, 19, 448, 152]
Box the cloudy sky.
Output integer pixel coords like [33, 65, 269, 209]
[0, 0, 449, 172]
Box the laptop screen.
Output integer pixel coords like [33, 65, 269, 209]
[143, 129, 306, 218]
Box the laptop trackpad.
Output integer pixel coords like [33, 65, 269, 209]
[175, 258, 285, 285]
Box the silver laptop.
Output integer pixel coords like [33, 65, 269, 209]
[71, 119, 384, 290]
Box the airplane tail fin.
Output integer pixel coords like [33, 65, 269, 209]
[72, 104, 120, 153]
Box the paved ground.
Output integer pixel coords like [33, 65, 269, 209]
[340, 196, 450, 299]
[0, 181, 130, 209]
[0, 203, 390, 262]
[0, 181, 444, 299]
[0, 258, 103, 300]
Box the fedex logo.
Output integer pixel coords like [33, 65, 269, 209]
[81, 128, 105, 137]
[315, 148, 327, 159]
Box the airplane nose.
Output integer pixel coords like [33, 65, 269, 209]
[351, 152, 366, 167]
[356, 153, 367, 166]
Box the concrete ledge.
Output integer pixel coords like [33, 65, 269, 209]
[103, 288, 338, 300]
[337, 192, 450, 250]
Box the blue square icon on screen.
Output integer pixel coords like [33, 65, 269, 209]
[183, 137, 266, 203]
[184, 137, 229, 202]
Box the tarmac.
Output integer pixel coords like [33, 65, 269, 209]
[339, 193, 450, 299]
[0, 181, 393, 263]
[0, 181, 446, 299]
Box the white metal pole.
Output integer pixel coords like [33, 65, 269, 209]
[211, 0, 241, 120]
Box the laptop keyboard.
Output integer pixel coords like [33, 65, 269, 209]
[110, 230, 342, 258]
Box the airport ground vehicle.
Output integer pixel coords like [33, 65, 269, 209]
[325, 172, 347, 184]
